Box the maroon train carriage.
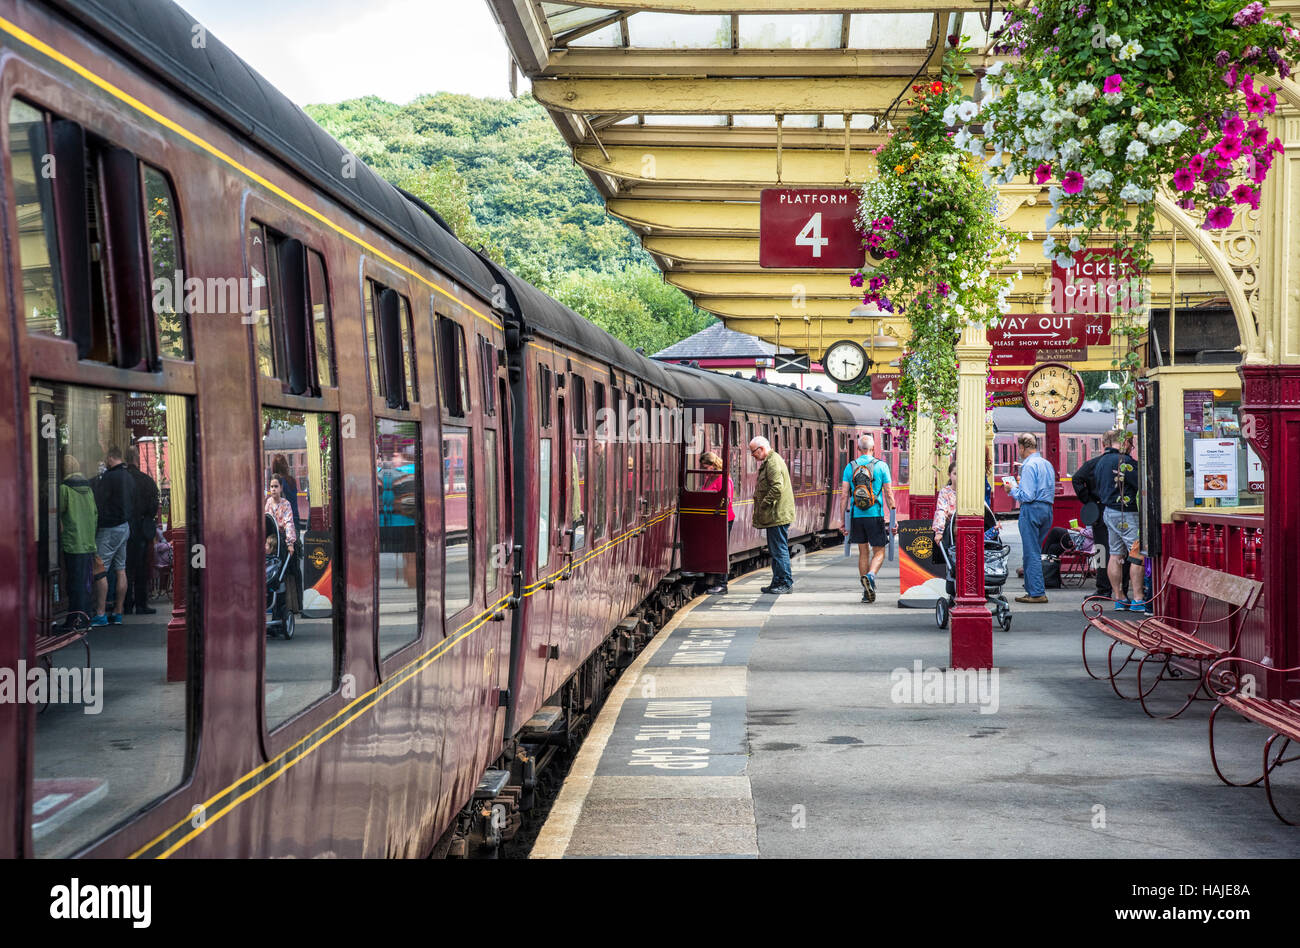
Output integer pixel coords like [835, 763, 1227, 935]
[0, 0, 898, 860]
[989, 406, 1117, 515]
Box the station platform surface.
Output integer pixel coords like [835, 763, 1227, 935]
[531, 540, 1298, 858]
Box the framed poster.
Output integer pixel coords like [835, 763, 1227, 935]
[1192, 439, 1238, 499]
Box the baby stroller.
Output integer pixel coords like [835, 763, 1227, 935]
[935, 504, 1013, 632]
[265, 513, 296, 639]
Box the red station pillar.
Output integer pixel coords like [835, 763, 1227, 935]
[950, 513, 992, 668]
[166, 527, 187, 682]
[1240, 365, 1300, 697]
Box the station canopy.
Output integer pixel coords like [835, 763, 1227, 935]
[487, 2, 1239, 367]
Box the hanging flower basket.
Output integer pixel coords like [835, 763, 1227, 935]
[853, 40, 1019, 455]
[956, 0, 1296, 270]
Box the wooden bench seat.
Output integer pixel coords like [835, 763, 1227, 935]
[1081, 558, 1263, 718]
[1207, 657, 1300, 825]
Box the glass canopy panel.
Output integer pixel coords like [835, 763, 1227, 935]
[569, 22, 623, 47]
[543, 4, 620, 34]
[823, 114, 878, 129]
[642, 114, 729, 126]
[847, 13, 934, 49]
[732, 115, 778, 127]
[627, 12, 731, 49]
[612, 116, 639, 125]
[737, 14, 843, 49]
[958, 11, 1008, 49]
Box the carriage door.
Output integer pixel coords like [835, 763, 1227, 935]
[678, 401, 731, 575]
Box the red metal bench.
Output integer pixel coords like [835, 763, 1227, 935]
[1081, 558, 1263, 718]
[1207, 657, 1300, 825]
[34, 616, 92, 711]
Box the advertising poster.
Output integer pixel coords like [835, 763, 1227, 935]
[897, 519, 947, 607]
[1183, 390, 1210, 433]
[1247, 445, 1265, 493]
[1192, 439, 1238, 499]
[301, 530, 334, 618]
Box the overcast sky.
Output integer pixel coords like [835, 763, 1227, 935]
[175, 0, 525, 105]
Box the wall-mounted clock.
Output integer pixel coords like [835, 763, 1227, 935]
[1022, 361, 1084, 423]
[823, 339, 869, 386]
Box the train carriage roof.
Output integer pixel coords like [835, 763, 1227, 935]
[801, 390, 888, 428]
[44, 0, 501, 302]
[659, 363, 826, 423]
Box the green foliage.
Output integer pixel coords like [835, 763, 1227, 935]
[305, 92, 713, 351]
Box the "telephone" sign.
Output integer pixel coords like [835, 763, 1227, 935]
[759, 189, 865, 269]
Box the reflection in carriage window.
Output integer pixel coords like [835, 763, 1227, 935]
[8, 101, 64, 337]
[375, 419, 421, 657]
[442, 427, 472, 618]
[261, 408, 338, 728]
[484, 429, 499, 585]
[538, 439, 552, 570]
[28, 381, 193, 857]
[572, 439, 586, 549]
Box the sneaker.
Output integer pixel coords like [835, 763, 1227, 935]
[109, 613, 123, 625]
[135, 605, 157, 615]
[1113, 598, 1131, 611]
[861, 588, 871, 603]
[761, 585, 776, 594]
[767, 585, 791, 595]
[705, 585, 726, 595]
[865, 575, 876, 603]
[1015, 594, 1049, 604]
[90, 614, 109, 627]
[1128, 599, 1146, 612]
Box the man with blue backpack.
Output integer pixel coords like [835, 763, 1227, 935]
[842, 433, 895, 603]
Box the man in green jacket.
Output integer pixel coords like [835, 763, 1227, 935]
[749, 436, 795, 594]
[59, 454, 98, 628]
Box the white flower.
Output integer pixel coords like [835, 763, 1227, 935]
[1068, 236, 1083, 252]
[1064, 81, 1097, 107]
[986, 60, 1005, 76]
[1044, 210, 1060, 230]
[1119, 180, 1154, 203]
[955, 303, 967, 316]
[1118, 40, 1144, 61]
[1047, 185, 1064, 207]
[1016, 91, 1041, 111]
[943, 103, 959, 125]
[953, 127, 971, 150]
[947, 251, 958, 261]
[1129, 106, 1143, 118]
[1136, 121, 1152, 140]
[1103, 91, 1124, 106]
[1086, 168, 1114, 189]
[956, 100, 979, 122]
[1060, 137, 1083, 165]
[1106, 33, 1122, 49]
[1043, 235, 1057, 256]
[1126, 140, 1148, 161]
[1078, 117, 1090, 131]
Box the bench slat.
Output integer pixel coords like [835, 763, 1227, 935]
[1221, 694, 1300, 743]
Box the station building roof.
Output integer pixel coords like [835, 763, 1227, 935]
[652, 321, 793, 361]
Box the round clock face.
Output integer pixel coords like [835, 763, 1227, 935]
[823, 340, 868, 385]
[1022, 362, 1084, 423]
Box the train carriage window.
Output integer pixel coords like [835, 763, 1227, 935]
[593, 382, 607, 539]
[400, 296, 418, 403]
[572, 439, 587, 549]
[250, 223, 280, 379]
[477, 335, 496, 415]
[538, 367, 552, 428]
[538, 439, 552, 570]
[484, 428, 499, 585]
[572, 376, 587, 435]
[376, 418, 422, 656]
[261, 408, 340, 728]
[1066, 444, 1079, 476]
[442, 427, 473, 618]
[437, 315, 469, 417]
[364, 280, 415, 410]
[624, 391, 636, 520]
[307, 250, 334, 388]
[28, 381, 195, 857]
[8, 101, 64, 337]
[142, 167, 189, 360]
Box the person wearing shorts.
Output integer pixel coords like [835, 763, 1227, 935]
[842, 433, 894, 603]
[92, 446, 134, 625]
[1094, 429, 1144, 612]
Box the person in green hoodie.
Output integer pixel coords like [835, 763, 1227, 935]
[59, 453, 98, 628]
[749, 436, 795, 594]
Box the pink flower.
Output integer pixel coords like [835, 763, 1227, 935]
[869, 276, 888, 291]
[1251, 161, 1269, 184]
[1034, 162, 1052, 184]
[1178, 198, 1197, 211]
[883, 248, 899, 259]
[1223, 114, 1245, 137]
[937, 282, 951, 296]
[1245, 92, 1267, 113]
[1214, 135, 1243, 160]
[1173, 167, 1196, 191]
[1061, 170, 1085, 194]
[1239, 74, 1255, 96]
[850, 272, 864, 287]
[1270, 135, 1284, 154]
[1204, 205, 1235, 229]
[1233, 184, 1260, 208]
[1102, 73, 1123, 95]
[1223, 65, 1238, 87]
[1188, 153, 1206, 173]
[1247, 125, 1270, 148]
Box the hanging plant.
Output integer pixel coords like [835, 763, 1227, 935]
[853, 39, 1019, 457]
[952, 0, 1299, 407]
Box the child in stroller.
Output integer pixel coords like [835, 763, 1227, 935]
[935, 503, 1013, 631]
[265, 513, 295, 639]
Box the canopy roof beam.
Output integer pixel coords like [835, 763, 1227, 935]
[533, 76, 917, 115]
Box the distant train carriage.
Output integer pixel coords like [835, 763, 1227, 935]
[990, 407, 1117, 515]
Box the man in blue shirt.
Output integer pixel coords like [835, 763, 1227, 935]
[1007, 432, 1055, 603]
[841, 434, 894, 603]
